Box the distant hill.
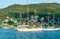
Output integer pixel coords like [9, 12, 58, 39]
[0, 3, 60, 18]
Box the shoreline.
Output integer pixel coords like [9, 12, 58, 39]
[16, 28, 60, 32]
[1, 26, 60, 32]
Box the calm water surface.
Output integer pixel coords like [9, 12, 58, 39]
[0, 28, 60, 39]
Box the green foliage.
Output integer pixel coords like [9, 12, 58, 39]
[7, 21, 14, 25]
[9, 12, 20, 19]
[0, 3, 60, 18]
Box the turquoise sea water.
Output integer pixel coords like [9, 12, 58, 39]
[0, 28, 60, 39]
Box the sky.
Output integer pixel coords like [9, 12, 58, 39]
[0, 0, 60, 9]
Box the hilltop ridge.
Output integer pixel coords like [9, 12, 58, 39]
[0, 3, 60, 17]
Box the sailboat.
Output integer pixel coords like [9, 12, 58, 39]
[16, 0, 60, 31]
[16, 0, 29, 29]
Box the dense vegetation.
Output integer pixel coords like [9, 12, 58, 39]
[0, 3, 60, 18]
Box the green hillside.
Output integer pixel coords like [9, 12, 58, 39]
[0, 3, 60, 18]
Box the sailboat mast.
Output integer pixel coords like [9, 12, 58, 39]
[26, 0, 29, 25]
[48, 15, 49, 27]
[53, 14, 55, 26]
[58, 18, 59, 27]
[20, 11, 21, 25]
[48, 13, 50, 27]
[34, 9, 36, 26]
